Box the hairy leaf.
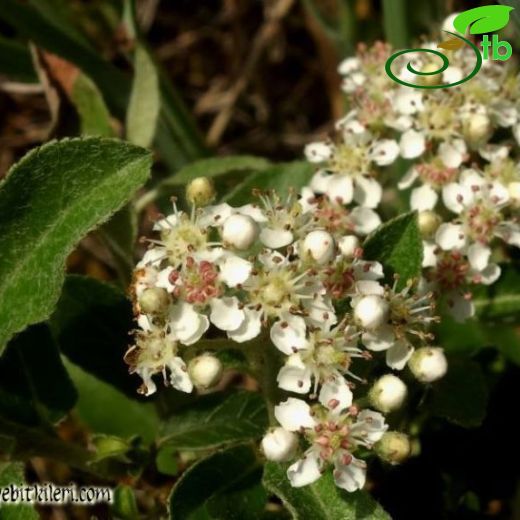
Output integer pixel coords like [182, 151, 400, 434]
[159, 391, 268, 451]
[363, 211, 422, 288]
[168, 444, 265, 520]
[263, 462, 390, 520]
[0, 138, 151, 352]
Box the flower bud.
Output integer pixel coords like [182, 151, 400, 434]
[302, 230, 335, 264]
[186, 177, 216, 206]
[188, 354, 223, 389]
[261, 427, 298, 462]
[463, 113, 491, 144]
[418, 210, 442, 238]
[375, 431, 411, 465]
[138, 287, 170, 314]
[408, 347, 447, 383]
[354, 295, 389, 329]
[509, 182, 520, 206]
[222, 214, 258, 250]
[338, 235, 360, 258]
[369, 374, 408, 413]
[418, 63, 442, 87]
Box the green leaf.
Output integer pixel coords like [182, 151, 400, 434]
[112, 484, 141, 520]
[65, 360, 158, 443]
[263, 462, 390, 520]
[0, 36, 37, 82]
[223, 161, 315, 206]
[472, 264, 520, 321]
[431, 359, 489, 428]
[453, 5, 514, 35]
[0, 137, 152, 352]
[0, 324, 77, 426]
[168, 444, 266, 520]
[159, 391, 268, 451]
[363, 211, 422, 288]
[126, 45, 160, 148]
[382, 0, 409, 49]
[0, 462, 39, 519]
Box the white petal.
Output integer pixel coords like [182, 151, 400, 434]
[442, 182, 471, 214]
[370, 139, 400, 166]
[326, 175, 354, 204]
[478, 263, 501, 285]
[350, 207, 381, 235]
[156, 266, 176, 292]
[447, 292, 474, 322]
[237, 204, 268, 223]
[258, 250, 288, 269]
[479, 144, 509, 162]
[338, 56, 359, 74]
[496, 222, 520, 247]
[228, 308, 262, 342]
[305, 142, 333, 163]
[168, 357, 193, 393]
[393, 89, 423, 115]
[353, 176, 382, 208]
[353, 261, 384, 281]
[443, 66, 463, 84]
[219, 256, 252, 287]
[310, 170, 332, 194]
[334, 456, 367, 492]
[362, 324, 395, 351]
[410, 184, 438, 211]
[356, 410, 388, 443]
[169, 303, 209, 345]
[386, 341, 414, 370]
[209, 297, 245, 331]
[198, 203, 233, 228]
[422, 241, 437, 268]
[259, 227, 294, 249]
[153, 214, 180, 231]
[398, 167, 419, 189]
[275, 398, 315, 431]
[277, 355, 312, 394]
[270, 314, 308, 355]
[400, 129, 425, 159]
[287, 451, 322, 487]
[439, 140, 466, 168]
[319, 377, 353, 413]
[137, 248, 166, 269]
[467, 243, 491, 271]
[488, 181, 510, 206]
[435, 223, 467, 251]
[491, 101, 517, 127]
[304, 296, 337, 330]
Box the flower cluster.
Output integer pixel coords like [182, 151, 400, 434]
[306, 16, 520, 321]
[127, 174, 447, 492]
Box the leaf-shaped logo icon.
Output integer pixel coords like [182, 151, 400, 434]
[453, 5, 514, 35]
[437, 37, 464, 51]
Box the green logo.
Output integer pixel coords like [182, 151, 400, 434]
[385, 5, 514, 89]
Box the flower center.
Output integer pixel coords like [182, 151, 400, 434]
[172, 257, 221, 305]
[432, 251, 469, 290]
[161, 220, 207, 266]
[416, 161, 457, 188]
[462, 199, 503, 243]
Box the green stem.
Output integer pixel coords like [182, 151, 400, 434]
[382, 0, 409, 49]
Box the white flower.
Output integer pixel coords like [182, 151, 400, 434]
[262, 427, 298, 462]
[276, 399, 387, 491]
[305, 142, 333, 163]
[408, 347, 448, 383]
[369, 374, 407, 413]
[400, 129, 425, 159]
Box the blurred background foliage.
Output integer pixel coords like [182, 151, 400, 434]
[1, 1, 520, 519]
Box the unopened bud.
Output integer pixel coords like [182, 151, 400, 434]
[375, 431, 411, 465]
[418, 210, 442, 238]
[138, 287, 170, 314]
[369, 374, 408, 413]
[408, 347, 447, 383]
[302, 230, 335, 264]
[188, 354, 223, 389]
[261, 427, 298, 461]
[509, 182, 520, 206]
[418, 62, 442, 86]
[354, 295, 389, 329]
[222, 214, 258, 250]
[186, 177, 216, 206]
[463, 113, 491, 144]
[338, 235, 360, 258]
